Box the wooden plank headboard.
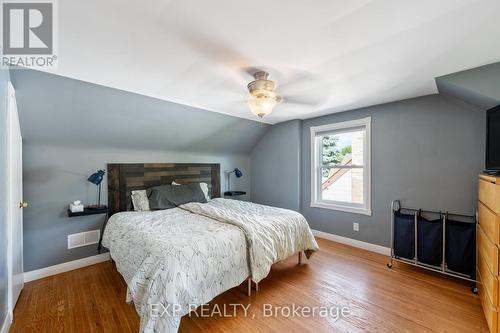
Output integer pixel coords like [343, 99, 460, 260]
[107, 163, 220, 216]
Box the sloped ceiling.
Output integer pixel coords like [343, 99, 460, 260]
[33, 0, 500, 123]
[10, 69, 269, 153]
[436, 62, 500, 109]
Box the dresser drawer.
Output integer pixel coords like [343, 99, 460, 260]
[479, 201, 500, 246]
[478, 270, 499, 333]
[479, 179, 500, 215]
[478, 224, 499, 276]
[479, 250, 499, 304]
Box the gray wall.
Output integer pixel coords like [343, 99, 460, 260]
[251, 120, 301, 211]
[251, 94, 486, 248]
[10, 69, 266, 272]
[301, 94, 485, 247]
[0, 67, 10, 328]
[23, 143, 250, 271]
[436, 61, 500, 109]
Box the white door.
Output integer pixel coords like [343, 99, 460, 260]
[7, 81, 24, 315]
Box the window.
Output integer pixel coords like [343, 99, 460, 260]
[310, 117, 371, 215]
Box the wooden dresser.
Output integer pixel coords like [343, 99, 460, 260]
[478, 174, 500, 332]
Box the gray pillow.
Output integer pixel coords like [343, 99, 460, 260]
[147, 183, 207, 210]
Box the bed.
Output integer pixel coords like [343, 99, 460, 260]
[102, 163, 319, 333]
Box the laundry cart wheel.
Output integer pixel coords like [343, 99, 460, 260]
[387, 263, 393, 268]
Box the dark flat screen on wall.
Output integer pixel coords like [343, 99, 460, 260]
[486, 106, 500, 171]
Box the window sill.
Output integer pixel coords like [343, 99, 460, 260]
[310, 201, 372, 216]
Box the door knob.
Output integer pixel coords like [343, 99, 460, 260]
[19, 202, 28, 208]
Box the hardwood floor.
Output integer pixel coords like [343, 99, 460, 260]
[10, 238, 488, 332]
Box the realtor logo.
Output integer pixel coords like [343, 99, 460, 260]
[1, 0, 57, 68]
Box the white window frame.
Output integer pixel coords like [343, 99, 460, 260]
[310, 117, 372, 216]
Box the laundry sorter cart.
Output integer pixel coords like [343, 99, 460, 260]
[387, 200, 477, 291]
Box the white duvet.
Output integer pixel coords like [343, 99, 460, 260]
[102, 198, 319, 333]
[181, 198, 319, 282]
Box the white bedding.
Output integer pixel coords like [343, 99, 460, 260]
[181, 198, 319, 282]
[102, 198, 319, 333]
[102, 208, 249, 333]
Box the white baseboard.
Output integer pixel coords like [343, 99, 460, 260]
[24, 253, 111, 283]
[0, 312, 12, 333]
[311, 229, 391, 255]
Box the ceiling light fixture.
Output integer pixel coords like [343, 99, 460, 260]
[247, 71, 282, 118]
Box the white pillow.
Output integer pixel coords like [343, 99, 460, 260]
[171, 181, 210, 201]
[131, 190, 150, 211]
[199, 182, 210, 201]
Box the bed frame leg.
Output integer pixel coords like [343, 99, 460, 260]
[125, 288, 133, 304]
[255, 282, 259, 292]
[247, 277, 252, 296]
[298, 251, 303, 265]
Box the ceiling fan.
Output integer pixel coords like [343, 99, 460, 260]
[247, 71, 282, 118]
[176, 27, 327, 119]
[243, 68, 327, 119]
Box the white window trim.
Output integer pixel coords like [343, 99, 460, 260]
[310, 117, 372, 216]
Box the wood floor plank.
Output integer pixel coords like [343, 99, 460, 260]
[10, 238, 488, 332]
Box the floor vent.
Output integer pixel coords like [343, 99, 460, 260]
[68, 230, 100, 249]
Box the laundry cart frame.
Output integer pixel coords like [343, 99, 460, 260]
[387, 200, 477, 291]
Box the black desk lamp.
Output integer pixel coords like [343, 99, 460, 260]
[87, 170, 106, 209]
[227, 168, 243, 191]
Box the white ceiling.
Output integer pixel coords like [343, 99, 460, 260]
[44, 0, 500, 124]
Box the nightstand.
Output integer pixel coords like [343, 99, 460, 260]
[67, 206, 108, 253]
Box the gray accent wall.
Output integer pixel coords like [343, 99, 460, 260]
[301, 94, 485, 247]
[251, 120, 301, 211]
[0, 67, 10, 328]
[10, 68, 267, 272]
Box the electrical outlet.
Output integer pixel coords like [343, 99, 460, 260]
[353, 223, 359, 232]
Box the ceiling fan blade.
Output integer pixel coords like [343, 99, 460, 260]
[281, 91, 325, 106]
[274, 69, 328, 106]
[276, 70, 318, 91]
[282, 96, 315, 106]
[175, 26, 254, 85]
